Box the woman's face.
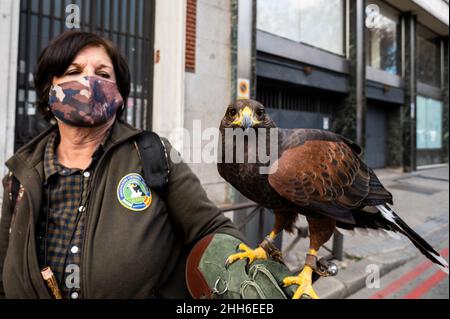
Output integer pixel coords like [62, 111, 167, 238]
[53, 45, 116, 85]
[49, 45, 123, 127]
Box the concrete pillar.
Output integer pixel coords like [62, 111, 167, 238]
[332, 0, 366, 258]
[442, 37, 449, 163]
[237, 0, 253, 89]
[232, 0, 255, 100]
[0, 0, 20, 202]
[334, 0, 366, 148]
[152, 0, 186, 151]
[402, 13, 417, 172]
[353, 0, 366, 149]
[230, 1, 278, 245]
[231, 0, 248, 230]
[250, 0, 257, 99]
[230, 0, 238, 102]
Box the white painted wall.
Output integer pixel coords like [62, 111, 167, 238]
[184, 0, 233, 205]
[0, 0, 20, 204]
[152, 0, 186, 153]
[237, 0, 253, 80]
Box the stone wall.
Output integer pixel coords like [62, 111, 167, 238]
[184, 0, 234, 205]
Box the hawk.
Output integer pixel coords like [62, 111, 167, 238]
[218, 99, 449, 299]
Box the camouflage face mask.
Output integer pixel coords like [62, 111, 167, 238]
[49, 76, 124, 127]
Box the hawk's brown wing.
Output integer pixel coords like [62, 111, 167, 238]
[268, 132, 389, 223]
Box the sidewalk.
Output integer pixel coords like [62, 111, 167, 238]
[281, 165, 449, 299]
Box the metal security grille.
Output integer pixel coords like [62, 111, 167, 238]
[15, 0, 155, 151]
[256, 78, 335, 114]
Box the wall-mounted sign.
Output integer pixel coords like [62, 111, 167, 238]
[237, 78, 250, 100]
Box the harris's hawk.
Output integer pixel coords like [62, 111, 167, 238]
[218, 99, 449, 299]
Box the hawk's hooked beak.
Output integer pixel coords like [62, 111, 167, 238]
[242, 113, 253, 130]
[232, 106, 261, 129]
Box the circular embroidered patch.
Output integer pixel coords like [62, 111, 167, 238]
[117, 173, 152, 212]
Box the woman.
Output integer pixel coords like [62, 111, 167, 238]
[0, 31, 245, 299]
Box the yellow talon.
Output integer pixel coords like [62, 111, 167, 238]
[283, 265, 319, 299]
[225, 243, 268, 267]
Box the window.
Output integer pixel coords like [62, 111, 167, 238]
[257, 0, 345, 56]
[365, 1, 401, 75]
[416, 96, 443, 149]
[416, 24, 441, 87]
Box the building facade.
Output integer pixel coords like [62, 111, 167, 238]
[0, 0, 234, 205]
[0, 0, 448, 219]
[253, 0, 449, 171]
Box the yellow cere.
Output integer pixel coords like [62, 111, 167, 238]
[231, 106, 262, 126]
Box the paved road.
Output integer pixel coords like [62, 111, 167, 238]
[347, 238, 449, 299]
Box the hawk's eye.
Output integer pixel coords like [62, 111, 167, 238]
[228, 108, 237, 117]
[256, 108, 265, 117]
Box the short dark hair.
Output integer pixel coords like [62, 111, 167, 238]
[34, 30, 130, 121]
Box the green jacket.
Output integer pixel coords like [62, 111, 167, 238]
[0, 119, 243, 299]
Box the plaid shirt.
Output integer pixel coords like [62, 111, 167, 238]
[36, 131, 106, 299]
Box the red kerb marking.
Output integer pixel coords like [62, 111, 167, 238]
[402, 271, 447, 299]
[370, 247, 448, 299]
